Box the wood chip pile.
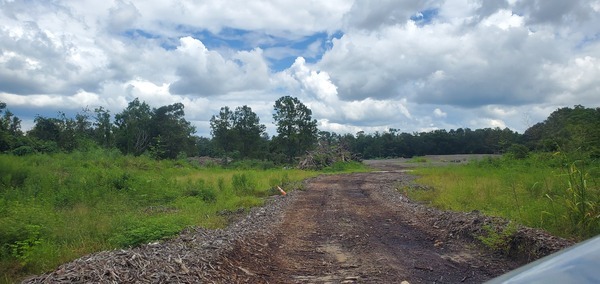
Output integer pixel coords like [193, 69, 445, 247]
[22, 194, 294, 283]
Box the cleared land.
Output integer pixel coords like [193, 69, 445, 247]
[25, 158, 570, 283]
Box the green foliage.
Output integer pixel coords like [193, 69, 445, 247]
[232, 105, 267, 158]
[0, 150, 318, 282]
[473, 156, 503, 168]
[227, 159, 276, 170]
[0, 157, 29, 188]
[27, 111, 96, 153]
[4, 100, 600, 166]
[28, 117, 61, 144]
[114, 98, 153, 156]
[149, 103, 196, 159]
[9, 225, 42, 266]
[183, 180, 217, 203]
[408, 156, 428, 163]
[111, 173, 132, 191]
[93, 107, 113, 148]
[0, 103, 23, 153]
[322, 161, 368, 173]
[210, 105, 267, 159]
[477, 222, 518, 254]
[110, 218, 184, 247]
[506, 144, 529, 159]
[32, 140, 59, 154]
[112, 98, 196, 158]
[217, 177, 226, 192]
[523, 105, 600, 157]
[409, 153, 600, 240]
[562, 160, 599, 237]
[231, 173, 256, 194]
[347, 127, 521, 159]
[210, 106, 235, 155]
[272, 96, 318, 162]
[11, 146, 36, 156]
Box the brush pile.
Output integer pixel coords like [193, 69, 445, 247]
[298, 142, 361, 170]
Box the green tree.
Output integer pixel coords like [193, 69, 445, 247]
[114, 98, 153, 156]
[26, 110, 95, 153]
[0, 102, 24, 152]
[210, 106, 235, 156]
[195, 136, 217, 157]
[210, 105, 266, 159]
[233, 105, 266, 159]
[70, 109, 97, 150]
[93, 107, 113, 148]
[272, 96, 318, 162]
[74, 110, 93, 139]
[28, 116, 61, 143]
[522, 105, 600, 156]
[56, 112, 78, 151]
[149, 103, 196, 159]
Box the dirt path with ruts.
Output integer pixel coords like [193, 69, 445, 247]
[228, 170, 519, 283]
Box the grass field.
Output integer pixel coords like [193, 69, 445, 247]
[0, 150, 367, 283]
[407, 153, 600, 241]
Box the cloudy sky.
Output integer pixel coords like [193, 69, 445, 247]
[1, 0, 599, 137]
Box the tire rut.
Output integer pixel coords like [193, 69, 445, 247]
[255, 173, 519, 283]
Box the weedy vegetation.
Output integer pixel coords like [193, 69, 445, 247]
[407, 156, 429, 163]
[407, 152, 600, 241]
[0, 149, 345, 283]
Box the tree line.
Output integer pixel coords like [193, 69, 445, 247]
[0, 96, 318, 163]
[522, 105, 600, 157]
[339, 127, 521, 159]
[1, 99, 598, 162]
[335, 105, 599, 159]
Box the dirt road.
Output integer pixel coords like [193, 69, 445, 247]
[31, 159, 569, 283]
[221, 170, 519, 283]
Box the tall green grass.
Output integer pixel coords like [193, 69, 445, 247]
[407, 153, 599, 240]
[0, 149, 318, 283]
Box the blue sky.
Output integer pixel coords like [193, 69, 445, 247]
[1, 0, 600, 137]
[410, 8, 439, 26]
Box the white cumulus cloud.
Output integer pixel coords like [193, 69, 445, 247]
[1, 0, 600, 136]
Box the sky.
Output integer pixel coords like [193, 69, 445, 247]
[1, 0, 599, 137]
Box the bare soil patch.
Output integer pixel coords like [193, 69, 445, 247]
[24, 157, 572, 283]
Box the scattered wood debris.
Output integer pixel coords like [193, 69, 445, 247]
[298, 142, 362, 170]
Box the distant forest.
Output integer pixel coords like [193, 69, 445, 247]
[1, 99, 599, 163]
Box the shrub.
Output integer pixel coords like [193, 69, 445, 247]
[110, 219, 182, 247]
[184, 180, 217, 203]
[112, 173, 132, 190]
[9, 225, 42, 266]
[506, 144, 529, 159]
[475, 156, 502, 168]
[0, 157, 29, 189]
[477, 222, 518, 254]
[11, 146, 36, 156]
[231, 173, 256, 194]
[33, 141, 59, 154]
